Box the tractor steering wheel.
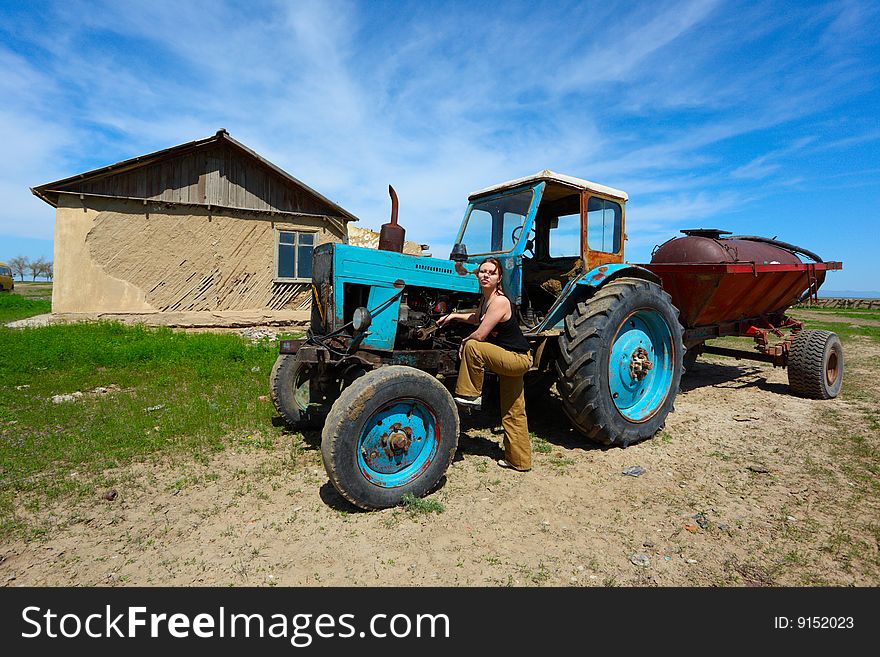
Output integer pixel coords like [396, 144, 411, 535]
[511, 225, 536, 255]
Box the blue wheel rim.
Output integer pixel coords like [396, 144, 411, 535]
[608, 309, 674, 422]
[356, 398, 439, 488]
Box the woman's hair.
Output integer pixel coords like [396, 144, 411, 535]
[479, 257, 505, 295]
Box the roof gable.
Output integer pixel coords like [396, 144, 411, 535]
[32, 129, 358, 222]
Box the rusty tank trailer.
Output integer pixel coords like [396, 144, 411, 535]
[643, 229, 843, 399]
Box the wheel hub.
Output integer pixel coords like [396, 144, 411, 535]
[358, 401, 435, 481]
[381, 423, 413, 456]
[629, 347, 653, 381]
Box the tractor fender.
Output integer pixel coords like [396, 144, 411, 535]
[527, 264, 661, 334]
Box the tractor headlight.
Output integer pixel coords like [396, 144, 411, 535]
[353, 307, 372, 332]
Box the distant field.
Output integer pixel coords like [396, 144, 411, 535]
[10, 282, 53, 301]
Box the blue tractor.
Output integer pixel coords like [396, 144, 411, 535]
[271, 171, 684, 509]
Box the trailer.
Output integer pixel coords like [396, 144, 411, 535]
[644, 229, 844, 398]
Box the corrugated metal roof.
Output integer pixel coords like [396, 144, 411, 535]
[468, 169, 628, 201]
[31, 129, 359, 222]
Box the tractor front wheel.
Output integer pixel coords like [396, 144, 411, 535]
[555, 278, 684, 447]
[321, 366, 459, 510]
[270, 355, 361, 430]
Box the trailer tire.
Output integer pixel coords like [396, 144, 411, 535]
[321, 366, 459, 510]
[270, 355, 325, 430]
[788, 329, 843, 399]
[555, 278, 684, 447]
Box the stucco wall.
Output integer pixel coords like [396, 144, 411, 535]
[52, 194, 346, 315]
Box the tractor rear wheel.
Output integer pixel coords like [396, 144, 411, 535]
[321, 366, 459, 510]
[788, 329, 843, 399]
[555, 278, 684, 447]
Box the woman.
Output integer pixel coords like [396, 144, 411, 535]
[437, 257, 534, 471]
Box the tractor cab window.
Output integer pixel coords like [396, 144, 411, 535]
[458, 189, 533, 255]
[587, 197, 622, 253]
[549, 213, 581, 257]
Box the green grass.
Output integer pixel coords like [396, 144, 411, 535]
[0, 293, 51, 323]
[0, 321, 287, 539]
[795, 319, 880, 341]
[400, 493, 445, 515]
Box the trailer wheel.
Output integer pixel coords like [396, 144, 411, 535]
[555, 278, 684, 447]
[788, 329, 843, 399]
[321, 366, 459, 510]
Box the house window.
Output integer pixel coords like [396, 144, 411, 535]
[276, 230, 315, 281]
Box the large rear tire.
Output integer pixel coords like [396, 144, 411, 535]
[788, 329, 843, 399]
[321, 366, 459, 510]
[555, 278, 684, 447]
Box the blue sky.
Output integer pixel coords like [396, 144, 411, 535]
[1, 0, 878, 293]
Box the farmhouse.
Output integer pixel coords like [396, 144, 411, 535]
[32, 129, 358, 326]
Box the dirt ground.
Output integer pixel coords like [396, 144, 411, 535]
[2, 335, 878, 587]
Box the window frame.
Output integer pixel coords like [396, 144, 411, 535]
[274, 228, 318, 282]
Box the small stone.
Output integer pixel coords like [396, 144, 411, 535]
[145, 404, 165, 412]
[622, 465, 646, 477]
[694, 513, 709, 529]
[102, 489, 118, 502]
[15, 385, 29, 390]
[685, 559, 698, 564]
[251, 366, 261, 373]
[630, 553, 650, 567]
[684, 524, 699, 533]
[570, 576, 578, 583]
[786, 515, 797, 522]
[258, 395, 269, 402]
[52, 392, 83, 404]
[643, 540, 655, 548]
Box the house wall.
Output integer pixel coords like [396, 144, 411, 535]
[52, 194, 346, 315]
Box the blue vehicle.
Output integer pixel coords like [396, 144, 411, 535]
[272, 171, 684, 509]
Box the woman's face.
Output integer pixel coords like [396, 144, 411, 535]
[477, 263, 500, 291]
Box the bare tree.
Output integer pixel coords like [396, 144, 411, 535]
[8, 255, 28, 281]
[43, 260, 54, 281]
[28, 257, 47, 281]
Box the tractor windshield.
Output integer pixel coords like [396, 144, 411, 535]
[457, 188, 534, 255]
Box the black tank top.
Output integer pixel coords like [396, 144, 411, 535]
[480, 296, 531, 354]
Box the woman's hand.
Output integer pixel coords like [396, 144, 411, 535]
[437, 313, 454, 327]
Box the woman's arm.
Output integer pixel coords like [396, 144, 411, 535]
[437, 308, 479, 326]
[463, 296, 510, 342]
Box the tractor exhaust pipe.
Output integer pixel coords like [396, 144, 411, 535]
[378, 185, 405, 253]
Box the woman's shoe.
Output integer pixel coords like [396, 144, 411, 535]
[497, 459, 529, 471]
[454, 395, 482, 409]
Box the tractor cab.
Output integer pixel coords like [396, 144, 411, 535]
[452, 170, 628, 325]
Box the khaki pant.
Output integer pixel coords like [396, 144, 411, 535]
[455, 340, 533, 470]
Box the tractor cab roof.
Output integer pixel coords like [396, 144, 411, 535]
[468, 169, 628, 203]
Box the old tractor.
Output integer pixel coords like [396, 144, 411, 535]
[271, 171, 843, 509]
